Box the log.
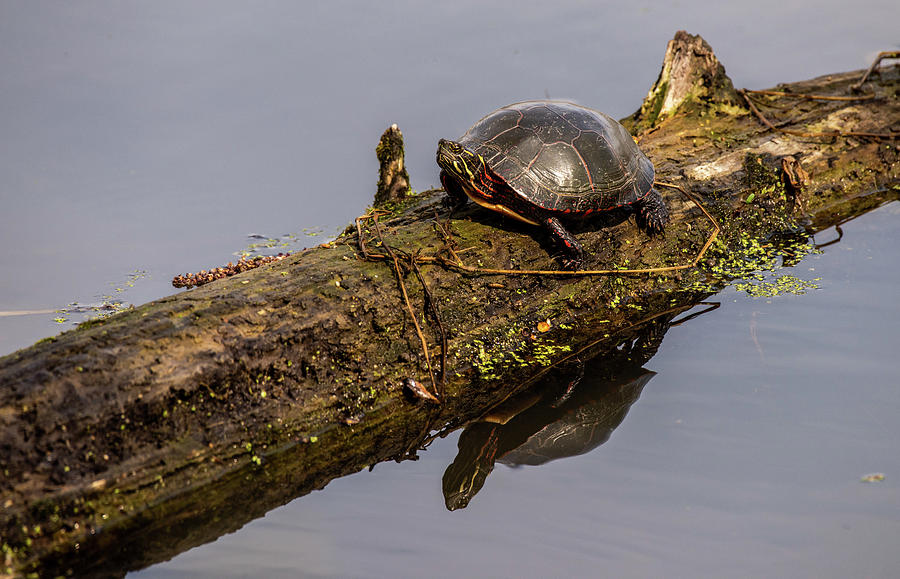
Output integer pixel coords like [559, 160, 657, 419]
[2, 32, 898, 576]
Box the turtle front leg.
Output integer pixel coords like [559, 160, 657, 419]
[543, 217, 583, 270]
[440, 170, 469, 213]
[635, 187, 669, 235]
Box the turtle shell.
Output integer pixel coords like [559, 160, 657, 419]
[458, 100, 655, 214]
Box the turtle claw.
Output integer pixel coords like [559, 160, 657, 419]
[544, 217, 583, 270]
[636, 187, 669, 235]
[638, 210, 666, 235]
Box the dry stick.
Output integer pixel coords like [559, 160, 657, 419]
[738, 88, 899, 140]
[408, 255, 448, 398]
[358, 211, 447, 400]
[432, 209, 466, 266]
[743, 89, 877, 102]
[740, 91, 798, 122]
[355, 209, 393, 258]
[370, 215, 440, 399]
[851, 51, 900, 92]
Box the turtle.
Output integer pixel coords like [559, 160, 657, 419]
[436, 100, 668, 269]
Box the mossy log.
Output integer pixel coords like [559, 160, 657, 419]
[2, 32, 898, 576]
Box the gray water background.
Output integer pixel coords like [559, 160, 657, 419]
[1, 1, 898, 577]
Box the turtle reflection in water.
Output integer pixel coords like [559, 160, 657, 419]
[442, 366, 654, 511]
[442, 313, 675, 510]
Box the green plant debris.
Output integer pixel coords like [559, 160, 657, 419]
[470, 335, 573, 379]
[733, 274, 821, 298]
[687, 231, 821, 298]
[531, 343, 572, 366]
[370, 188, 423, 215]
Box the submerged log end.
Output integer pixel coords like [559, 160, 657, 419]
[374, 123, 411, 206]
[626, 30, 741, 133]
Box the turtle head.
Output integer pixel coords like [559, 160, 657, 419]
[437, 139, 486, 185]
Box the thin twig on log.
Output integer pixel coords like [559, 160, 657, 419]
[851, 51, 900, 91]
[408, 256, 447, 397]
[739, 88, 899, 140]
[371, 216, 439, 400]
[744, 89, 877, 102]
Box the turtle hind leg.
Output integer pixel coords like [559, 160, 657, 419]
[441, 170, 468, 213]
[543, 216, 583, 270]
[635, 187, 669, 235]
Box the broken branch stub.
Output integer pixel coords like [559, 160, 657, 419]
[626, 30, 740, 133]
[374, 124, 411, 206]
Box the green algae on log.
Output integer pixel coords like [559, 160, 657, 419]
[1, 31, 899, 576]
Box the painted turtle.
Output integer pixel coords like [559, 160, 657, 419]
[436, 100, 668, 269]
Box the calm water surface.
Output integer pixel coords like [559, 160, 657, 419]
[1, 2, 898, 577]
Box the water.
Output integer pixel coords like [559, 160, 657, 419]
[1, 2, 898, 577]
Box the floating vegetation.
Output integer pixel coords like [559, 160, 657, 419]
[239, 226, 343, 258]
[241, 234, 294, 256]
[688, 231, 822, 298]
[733, 274, 821, 298]
[46, 270, 148, 324]
[53, 302, 127, 325]
[106, 270, 148, 296]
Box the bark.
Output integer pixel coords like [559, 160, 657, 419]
[625, 29, 740, 133]
[374, 124, 411, 206]
[1, 33, 898, 576]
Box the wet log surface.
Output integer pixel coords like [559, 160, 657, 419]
[1, 33, 898, 576]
